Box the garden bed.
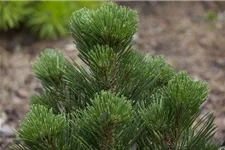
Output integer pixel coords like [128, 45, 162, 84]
[0, 1, 225, 149]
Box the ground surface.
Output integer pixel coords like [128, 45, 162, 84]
[0, 2, 225, 149]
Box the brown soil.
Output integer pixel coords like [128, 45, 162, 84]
[0, 1, 225, 149]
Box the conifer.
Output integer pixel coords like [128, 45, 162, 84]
[13, 2, 220, 150]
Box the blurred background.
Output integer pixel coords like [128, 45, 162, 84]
[0, 1, 225, 149]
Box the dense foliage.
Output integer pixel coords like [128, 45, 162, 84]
[13, 2, 220, 150]
[0, 1, 30, 30]
[0, 1, 101, 39]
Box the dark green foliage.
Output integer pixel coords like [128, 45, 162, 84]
[75, 91, 133, 149]
[137, 72, 215, 149]
[32, 49, 66, 88]
[69, 2, 137, 57]
[13, 105, 67, 150]
[14, 2, 221, 150]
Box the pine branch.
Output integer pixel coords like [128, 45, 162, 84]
[14, 105, 67, 150]
[32, 49, 66, 89]
[72, 91, 133, 149]
[69, 2, 137, 55]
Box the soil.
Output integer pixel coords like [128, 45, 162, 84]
[0, 1, 225, 149]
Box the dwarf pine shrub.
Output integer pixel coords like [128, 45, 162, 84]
[13, 2, 220, 150]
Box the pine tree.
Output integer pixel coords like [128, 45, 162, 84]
[13, 2, 220, 150]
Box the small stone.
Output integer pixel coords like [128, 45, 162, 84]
[24, 74, 34, 85]
[193, 75, 200, 81]
[0, 111, 7, 126]
[65, 43, 76, 51]
[16, 88, 29, 99]
[132, 32, 139, 43]
[218, 11, 225, 21]
[215, 58, 225, 67]
[223, 119, 225, 126]
[0, 124, 15, 137]
[216, 22, 223, 30]
[14, 45, 22, 52]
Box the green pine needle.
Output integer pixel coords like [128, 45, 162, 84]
[14, 105, 66, 150]
[32, 49, 66, 88]
[69, 2, 137, 53]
